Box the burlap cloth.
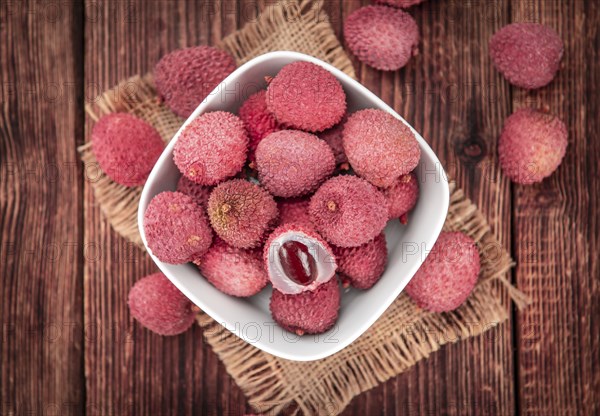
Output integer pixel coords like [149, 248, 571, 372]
[80, 1, 527, 414]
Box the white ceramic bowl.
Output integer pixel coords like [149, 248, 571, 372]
[139, 51, 449, 361]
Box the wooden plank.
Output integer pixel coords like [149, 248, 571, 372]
[511, 0, 600, 414]
[83, 1, 250, 414]
[0, 1, 85, 414]
[340, 0, 516, 414]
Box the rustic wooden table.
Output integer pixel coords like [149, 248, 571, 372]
[1, 0, 598, 415]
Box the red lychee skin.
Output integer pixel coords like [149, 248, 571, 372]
[144, 191, 213, 264]
[266, 62, 346, 132]
[382, 172, 419, 222]
[278, 198, 313, 229]
[498, 108, 568, 184]
[193, 239, 267, 297]
[374, 0, 426, 8]
[263, 224, 337, 294]
[207, 179, 278, 249]
[238, 90, 282, 161]
[489, 23, 563, 90]
[128, 272, 197, 336]
[318, 116, 349, 166]
[92, 113, 164, 187]
[343, 109, 420, 188]
[309, 175, 388, 247]
[176, 175, 212, 209]
[255, 130, 336, 198]
[333, 233, 388, 290]
[154, 46, 237, 117]
[405, 231, 480, 312]
[344, 6, 419, 71]
[174, 111, 248, 186]
[270, 277, 340, 336]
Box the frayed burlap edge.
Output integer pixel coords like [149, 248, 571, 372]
[196, 182, 528, 416]
[79, 0, 354, 246]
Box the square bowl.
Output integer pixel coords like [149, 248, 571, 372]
[138, 51, 449, 361]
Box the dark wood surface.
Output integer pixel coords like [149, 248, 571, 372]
[1, 0, 598, 415]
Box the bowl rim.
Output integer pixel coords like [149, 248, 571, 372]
[138, 51, 449, 361]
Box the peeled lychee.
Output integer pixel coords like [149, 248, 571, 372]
[405, 231, 480, 312]
[207, 179, 278, 249]
[382, 172, 419, 223]
[266, 61, 346, 132]
[154, 46, 237, 117]
[144, 191, 213, 264]
[238, 90, 282, 161]
[194, 239, 267, 297]
[343, 109, 420, 187]
[498, 108, 568, 184]
[92, 113, 164, 187]
[128, 272, 197, 336]
[489, 23, 563, 89]
[278, 198, 313, 229]
[374, 0, 426, 8]
[176, 175, 212, 209]
[263, 224, 337, 295]
[270, 277, 340, 336]
[309, 176, 388, 247]
[344, 5, 419, 71]
[333, 233, 388, 290]
[318, 116, 349, 167]
[174, 111, 248, 186]
[255, 130, 335, 198]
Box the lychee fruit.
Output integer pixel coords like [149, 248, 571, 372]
[344, 5, 419, 71]
[382, 172, 419, 223]
[128, 272, 197, 336]
[207, 179, 278, 249]
[238, 90, 282, 161]
[278, 198, 313, 229]
[343, 109, 420, 187]
[263, 224, 337, 295]
[193, 239, 268, 297]
[154, 46, 237, 117]
[489, 23, 563, 89]
[143, 191, 213, 264]
[270, 277, 340, 336]
[374, 0, 426, 8]
[405, 231, 480, 312]
[333, 233, 388, 290]
[498, 108, 568, 184]
[255, 130, 336, 198]
[318, 116, 349, 167]
[176, 175, 212, 209]
[309, 175, 388, 247]
[92, 113, 164, 187]
[266, 61, 346, 132]
[173, 111, 248, 186]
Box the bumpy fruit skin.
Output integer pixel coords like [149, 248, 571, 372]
[382, 172, 419, 222]
[489, 23, 563, 89]
[128, 272, 197, 336]
[318, 116, 348, 166]
[154, 46, 237, 117]
[344, 6, 419, 71]
[266, 62, 346, 132]
[174, 111, 248, 186]
[343, 109, 420, 187]
[278, 198, 313, 229]
[405, 231, 480, 312]
[255, 130, 336, 198]
[333, 233, 388, 289]
[207, 179, 278, 249]
[194, 239, 267, 297]
[309, 176, 388, 247]
[238, 90, 282, 161]
[374, 0, 426, 8]
[498, 108, 568, 184]
[270, 277, 340, 336]
[144, 192, 213, 264]
[176, 175, 212, 209]
[92, 113, 164, 187]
